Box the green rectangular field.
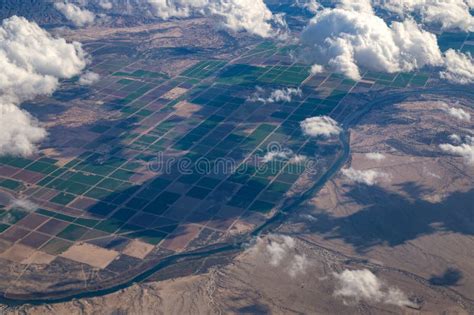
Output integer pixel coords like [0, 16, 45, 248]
[50, 192, 76, 205]
[56, 224, 90, 241]
[40, 238, 73, 255]
[0, 179, 22, 191]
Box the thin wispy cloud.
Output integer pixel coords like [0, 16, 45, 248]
[365, 152, 385, 161]
[341, 168, 389, 185]
[250, 87, 302, 104]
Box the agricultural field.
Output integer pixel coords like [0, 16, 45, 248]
[0, 28, 472, 298]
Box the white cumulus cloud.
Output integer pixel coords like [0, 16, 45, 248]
[55, 2, 96, 27]
[266, 235, 296, 266]
[310, 64, 324, 74]
[0, 16, 87, 156]
[301, 1, 443, 80]
[147, 0, 276, 37]
[300, 116, 342, 137]
[250, 87, 302, 104]
[341, 167, 389, 185]
[440, 103, 471, 121]
[449, 133, 462, 143]
[440, 135, 474, 165]
[249, 235, 309, 277]
[262, 150, 293, 163]
[294, 0, 321, 13]
[267, 87, 302, 103]
[97, 0, 113, 10]
[333, 269, 415, 307]
[440, 49, 474, 85]
[79, 71, 100, 85]
[0, 16, 87, 103]
[0, 104, 47, 157]
[261, 147, 307, 165]
[378, 0, 474, 32]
